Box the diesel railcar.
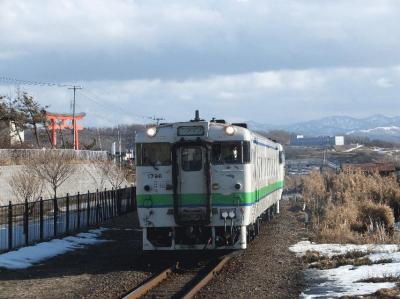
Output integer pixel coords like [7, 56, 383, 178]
[136, 111, 285, 250]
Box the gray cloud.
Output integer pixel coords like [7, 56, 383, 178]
[1, 0, 400, 81]
[1, 0, 400, 126]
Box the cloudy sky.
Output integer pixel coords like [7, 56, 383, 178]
[1, 0, 400, 127]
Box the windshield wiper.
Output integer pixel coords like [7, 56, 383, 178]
[149, 161, 159, 171]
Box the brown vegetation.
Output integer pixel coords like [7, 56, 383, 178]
[302, 170, 400, 243]
[303, 250, 393, 270]
[30, 150, 75, 199]
[8, 165, 44, 203]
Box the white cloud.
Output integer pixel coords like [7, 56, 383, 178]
[1, 1, 400, 124]
[2, 65, 400, 126]
[376, 77, 393, 88]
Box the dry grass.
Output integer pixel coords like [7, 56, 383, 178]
[303, 250, 393, 270]
[302, 170, 399, 244]
[341, 286, 400, 299]
[302, 250, 375, 270]
[356, 275, 400, 283]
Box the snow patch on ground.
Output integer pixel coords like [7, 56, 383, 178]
[290, 241, 399, 257]
[343, 144, 363, 152]
[0, 228, 109, 269]
[290, 241, 400, 298]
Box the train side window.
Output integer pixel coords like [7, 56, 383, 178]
[135, 143, 142, 166]
[243, 141, 250, 163]
[138, 143, 171, 166]
[279, 150, 285, 164]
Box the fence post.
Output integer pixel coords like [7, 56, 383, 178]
[87, 190, 90, 226]
[53, 195, 57, 237]
[77, 192, 80, 230]
[117, 188, 121, 216]
[66, 193, 70, 235]
[95, 189, 99, 226]
[39, 197, 44, 241]
[103, 188, 107, 221]
[110, 188, 114, 218]
[8, 201, 12, 251]
[130, 186, 135, 211]
[24, 198, 29, 246]
[107, 189, 112, 219]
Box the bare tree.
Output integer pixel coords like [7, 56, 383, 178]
[98, 159, 127, 189]
[85, 157, 108, 190]
[31, 150, 75, 202]
[8, 165, 44, 203]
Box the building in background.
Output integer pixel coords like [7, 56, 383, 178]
[290, 135, 344, 147]
[0, 120, 24, 146]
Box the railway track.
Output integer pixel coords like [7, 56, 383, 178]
[122, 253, 233, 299]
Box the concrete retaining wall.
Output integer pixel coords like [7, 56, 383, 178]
[0, 164, 127, 206]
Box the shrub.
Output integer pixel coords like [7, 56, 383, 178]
[302, 170, 399, 243]
[357, 201, 395, 234]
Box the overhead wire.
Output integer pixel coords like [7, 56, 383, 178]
[0, 75, 164, 125]
[0, 76, 75, 88]
[79, 89, 155, 122]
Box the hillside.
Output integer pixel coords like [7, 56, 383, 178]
[248, 114, 400, 143]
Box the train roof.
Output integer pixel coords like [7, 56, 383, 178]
[136, 120, 281, 149]
[135, 111, 280, 148]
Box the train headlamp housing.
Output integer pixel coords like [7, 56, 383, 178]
[224, 125, 235, 136]
[146, 127, 157, 137]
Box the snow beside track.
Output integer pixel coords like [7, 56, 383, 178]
[0, 228, 109, 269]
[290, 241, 400, 298]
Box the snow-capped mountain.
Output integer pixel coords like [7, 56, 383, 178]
[247, 115, 400, 142]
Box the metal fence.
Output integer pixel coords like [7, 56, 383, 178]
[0, 149, 108, 164]
[0, 186, 136, 253]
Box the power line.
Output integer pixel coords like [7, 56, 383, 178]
[0, 76, 73, 88]
[79, 89, 162, 124]
[0, 75, 166, 125]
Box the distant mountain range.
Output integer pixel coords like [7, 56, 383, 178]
[247, 115, 400, 142]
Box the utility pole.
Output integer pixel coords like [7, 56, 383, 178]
[68, 85, 82, 150]
[151, 116, 165, 126]
[117, 124, 122, 171]
[96, 127, 103, 151]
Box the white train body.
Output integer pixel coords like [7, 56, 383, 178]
[136, 116, 285, 250]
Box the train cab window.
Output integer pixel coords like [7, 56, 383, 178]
[136, 143, 171, 166]
[212, 141, 250, 164]
[279, 150, 285, 164]
[181, 147, 202, 171]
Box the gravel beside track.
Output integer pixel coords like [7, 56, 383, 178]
[0, 213, 155, 299]
[196, 200, 307, 299]
[0, 200, 307, 299]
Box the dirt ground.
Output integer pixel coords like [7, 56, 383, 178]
[196, 200, 308, 299]
[0, 214, 154, 299]
[0, 200, 307, 299]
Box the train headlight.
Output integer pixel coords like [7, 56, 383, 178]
[225, 125, 235, 136]
[146, 127, 157, 137]
[228, 211, 235, 219]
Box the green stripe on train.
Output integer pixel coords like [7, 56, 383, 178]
[137, 180, 284, 207]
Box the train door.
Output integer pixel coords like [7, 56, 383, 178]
[172, 143, 212, 225]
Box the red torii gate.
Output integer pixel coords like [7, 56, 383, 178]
[45, 111, 86, 150]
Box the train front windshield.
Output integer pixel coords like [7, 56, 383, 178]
[136, 141, 250, 166]
[136, 143, 171, 166]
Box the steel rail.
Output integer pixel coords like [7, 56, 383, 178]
[121, 254, 232, 299]
[182, 255, 232, 299]
[122, 267, 173, 299]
